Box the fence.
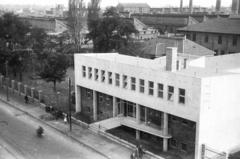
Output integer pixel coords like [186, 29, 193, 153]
[0, 74, 75, 115]
[201, 144, 227, 159]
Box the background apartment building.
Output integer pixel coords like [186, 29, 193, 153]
[116, 3, 150, 14]
[74, 50, 240, 159]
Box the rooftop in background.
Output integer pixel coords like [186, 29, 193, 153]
[119, 35, 215, 59]
[117, 3, 150, 8]
[178, 16, 240, 35]
[77, 52, 240, 77]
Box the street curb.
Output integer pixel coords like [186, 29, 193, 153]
[0, 98, 111, 159]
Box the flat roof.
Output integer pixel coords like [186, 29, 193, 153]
[76, 53, 240, 78]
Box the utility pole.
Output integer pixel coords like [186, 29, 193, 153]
[68, 77, 72, 131]
[5, 60, 9, 101]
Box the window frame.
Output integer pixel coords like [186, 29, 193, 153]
[178, 88, 186, 104]
[139, 79, 145, 93]
[168, 86, 174, 101]
[82, 66, 86, 77]
[108, 72, 113, 84]
[94, 68, 99, 81]
[101, 70, 105, 83]
[88, 67, 92, 79]
[115, 73, 120, 87]
[148, 81, 154, 96]
[122, 75, 128, 89]
[131, 77, 136, 91]
[157, 83, 164, 98]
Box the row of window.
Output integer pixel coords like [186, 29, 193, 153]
[171, 139, 187, 151]
[82, 66, 186, 104]
[191, 33, 238, 46]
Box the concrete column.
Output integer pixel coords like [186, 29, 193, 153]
[136, 104, 140, 124]
[144, 107, 148, 124]
[136, 130, 140, 140]
[24, 85, 27, 95]
[113, 96, 117, 117]
[93, 90, 97, 121]
[163, 112, 169, 152]
[11, 80, 15, 93]
[38, 90, 42, 102]
[57, 92, 60, 107]
[75, 86, 81, 112]
[18, 82, 21, 95]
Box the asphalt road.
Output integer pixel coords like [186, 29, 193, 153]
[0, 100, 107, 159]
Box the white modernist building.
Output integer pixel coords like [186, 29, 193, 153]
[74, 49, 240, 159]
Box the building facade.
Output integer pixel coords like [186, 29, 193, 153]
[116, 3, 150, 14]
[74, 50, 240, 159]
[178, 17, 240, 55]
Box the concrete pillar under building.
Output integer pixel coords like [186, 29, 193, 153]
[75, 86, 81, 112]
[113, 97, 117, 117]
[136, 130, 140, 140]
[162, 112, 169, 152]
[93, 90, 97, 121]
[136, 104, 140, 124]
[0, 75, 3, 87]
[144, 107, 148, 124]
[11, 80, 15, 93]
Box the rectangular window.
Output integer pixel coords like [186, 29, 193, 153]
[101, 70, 105, 83]
[181, 143, 187, 151]
[148, 81, 154, 96]
[179, 88, 185, 104]
[171, 139, 177, 147]
[82, 66, 86, 77]
[108, 72, 112, 84]
[131, 77, 136, 91]
[233, 36, 238, 46]
[123, 75, 127, 89]
[115, 73, 120, 87]
[168, 86, 174, 101]
[88, 67, 92, 79]
[139, 79, 145, 93]
[99, 94, 103, 103]
[204, 35, 209, 43]
[158, 83, 164, 98]
[192, 33, 196, 41]
[94, 68, 98, 81]
[87, 90, 91, 99]
[218, 35, 222, 44]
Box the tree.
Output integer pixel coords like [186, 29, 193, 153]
[38, 53, 69, 91]
[68, 0, 85, 52]
[87, 7, 138, 52]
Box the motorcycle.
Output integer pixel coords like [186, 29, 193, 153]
[36, 126, 44, 137]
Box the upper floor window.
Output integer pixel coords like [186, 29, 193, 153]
[148, 81, 154, 96]
[139, 79, 145, 93]
[115, 73, 120, 87]
[101, 70, 105, 83]
[168, 86, 174, 101]
[158, 83, 164, 98]
[123, 75, 128, 89]
[108, 72, 112, 84]
[131, 77, 136, 91]
[94, 68, 98, 81]
[204, 35, 209, 43]
[82, 66, 86, 77]
[88, 67, 92, 79]
[179, 88, 185, 104]
[233, 36, 238, 46]
[218, 35, 222, 44]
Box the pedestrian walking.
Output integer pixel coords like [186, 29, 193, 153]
[24, 95, 29, 104]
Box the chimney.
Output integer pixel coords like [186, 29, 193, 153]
[216, 0, 221, 13]
[189, 0, 193, 13]
[232, 0, 239, 14]
[155, 43, 165, 58]
[180, 0, 183, 13]
[166, 47, 178, 72]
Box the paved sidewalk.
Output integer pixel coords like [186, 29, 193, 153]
[0, 88, 154, 159]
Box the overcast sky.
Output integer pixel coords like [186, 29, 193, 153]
[0, 0, 232, 8]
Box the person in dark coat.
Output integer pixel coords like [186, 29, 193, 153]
[24, 95, 29, 104]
